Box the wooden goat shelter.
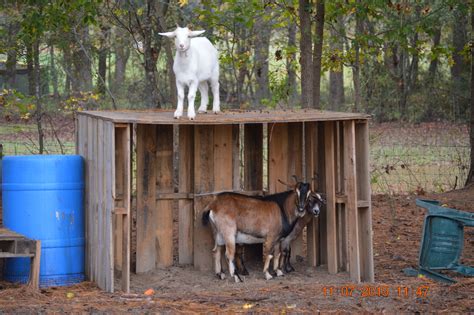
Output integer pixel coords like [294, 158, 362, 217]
[75, 109, 374, 293]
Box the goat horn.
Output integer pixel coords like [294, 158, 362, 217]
[176, 23, 180, 28]
[278, 179, 292, 188]
[292, 175, 299, 183]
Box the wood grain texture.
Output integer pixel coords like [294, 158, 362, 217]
[287, 123, 304, 262]
[355, 121, 374, 282]
[155, 125, 174, 268]
[268, 123, 289, 194]
[304, 122, 319, 267]
[136, 125, 157, 273]
[193, 125, 215, 271]
[244, 124, 263, 191]
[343, 120, 361, 283]
[324, 121, 338, 274]
[178, 125, 194, 265]
[78, 109, 370, 125]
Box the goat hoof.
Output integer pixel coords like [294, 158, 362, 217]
[174, 111, 183, 119]
[213, 110, 221, 115]
[216, 272, 225, 280]
[188, 115, 196, 120]
[234, 275, 242, 283]
[264, 272, 273, 280]
[276, 269, 284, 277]
[198, 109, 207, 113]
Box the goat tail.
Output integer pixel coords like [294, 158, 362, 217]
[202, 210, 211, 226]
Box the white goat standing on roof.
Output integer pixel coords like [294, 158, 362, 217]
[159, 26, 220, 120]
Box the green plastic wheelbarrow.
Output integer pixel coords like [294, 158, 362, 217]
[403, 199, 474, 284]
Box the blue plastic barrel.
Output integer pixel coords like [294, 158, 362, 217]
[2, 155, 85, 287]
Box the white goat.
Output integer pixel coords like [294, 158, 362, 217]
[159, 26, 220, 120]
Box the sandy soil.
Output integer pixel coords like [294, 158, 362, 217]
[0, 186, 473, 313]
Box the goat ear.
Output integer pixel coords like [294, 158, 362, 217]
[158, 31, 176, 38]
[188, 30, 205, 37]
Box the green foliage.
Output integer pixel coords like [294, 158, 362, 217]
[0, 89, 36, 121]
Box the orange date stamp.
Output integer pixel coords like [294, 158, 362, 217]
[322, 285, 430, 298]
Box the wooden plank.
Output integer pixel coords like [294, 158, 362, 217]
[324, 121, 338, 274]
[243, 124, 264, 262]
[337, 122, 348, 272]
[344, 120, 361, 282]
[178, 125, 194, 265]
[317, 123, 327, 265]
[96, 118, 105, 289]
[28, 240, 41, 290]
[305, 122, 319, 267]
[244, 124, 263, 191]
[78, 109, 371, 125]
[76, 115, 88, 276]
[232, 124, 241, 191]
[114, 125, 132, 293]
[155, 125, 174, 268]
[86, 117, 94, 282]
[114, 127, 124, 271]
[193, 125, 215, 271]
[87, 117, 99, 282]
[158, 192, 193, 200]
[287, 123, 304, 262]
[136, 125, 157, 273]
[355, 121, 374, 282]
[104, 121, 115, 292]
[268, 123, 288, 193]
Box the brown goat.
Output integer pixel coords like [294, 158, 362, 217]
[202, 183, 312, 282]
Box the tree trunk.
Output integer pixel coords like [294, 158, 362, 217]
[97, 26, 109, 95]
[451, 5, 469, 120]
[62, 45, 73, 95]
[253, 5, 272, 104]
[26, 43, 35, 96]
[287, 23, 298, 106]
[33, 40, 44, 154]
[299, 0, 313, 108]
[5, 22, 19, 89]
[466, 8, 474, 186]
[72, 27, 93, 92]
[49, 44, 59, 98]
[113, 28, 130, 94]
[352, 4, 363, 112]
[312, 0, 325, 109]
[428, 27, 441, 80]
[329, 16, 345, 111]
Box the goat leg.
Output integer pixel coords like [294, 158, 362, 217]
[235, 245, 249, 276]
[283, 247, 295, 273]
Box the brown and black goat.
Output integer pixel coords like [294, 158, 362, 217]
[201, 182, 312, 282]
[279, 192, 325, 273]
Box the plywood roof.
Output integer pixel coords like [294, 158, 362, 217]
[78, 109, 370, 124]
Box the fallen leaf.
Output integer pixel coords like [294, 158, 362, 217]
[66, 292, 75, 299]
[144, 288, 155, 296]
[243, 303, 255, 309]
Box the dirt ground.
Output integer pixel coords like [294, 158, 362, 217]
[1, 187, 473, 313]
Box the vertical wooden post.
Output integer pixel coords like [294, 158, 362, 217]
[178, 125, 194, 265]
[317, 123, 327, 265]
[244, 124, 263, 261]
[136, 125, 157, 273]
[232, 124, 241, 191]
[28, 240, 41, 290]
[324, 121, 338, 274]
[193, 125, 215, 271]
[104, 121, 115, 292]
[287, 123, 304, 261]
[244, 124, 263, 191]
[337, 122, 348, 271]
[356, 121, 374, 282]
[114, 124, 131, 292]
[155, 125, 174, 268]
[344, 120, 361, 282]
[305, 122, 319, 267]
[268, 123, 289, 193]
